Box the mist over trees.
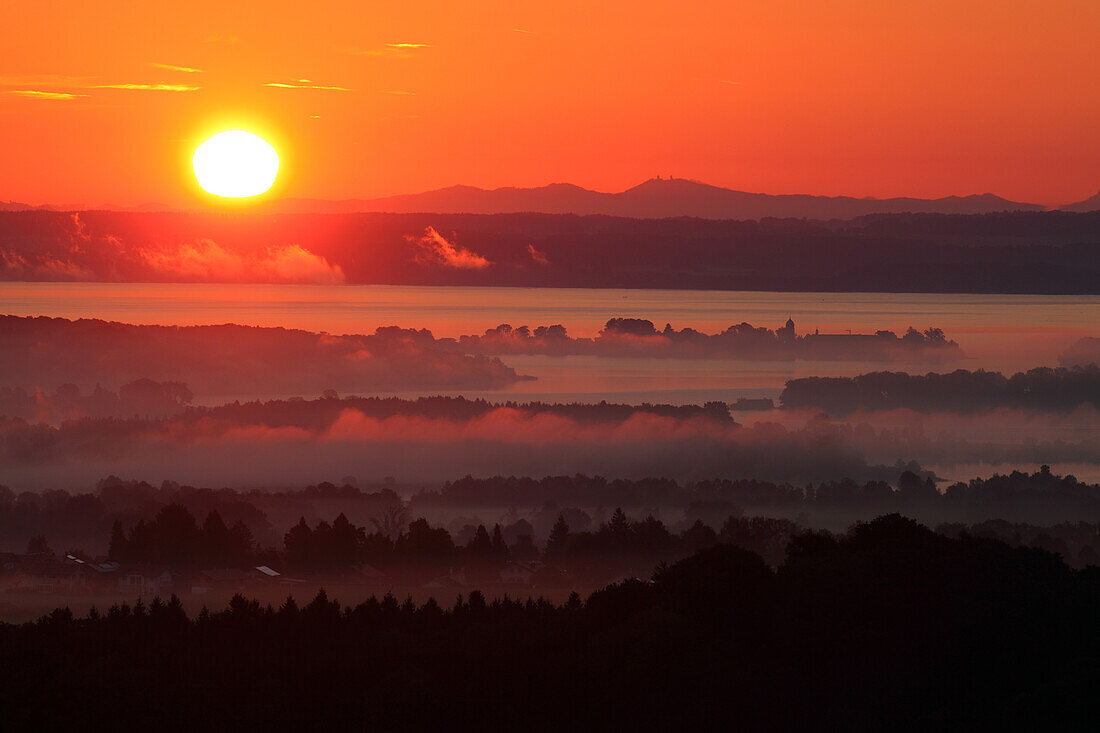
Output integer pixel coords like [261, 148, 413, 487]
[3, 387, 1097, 491]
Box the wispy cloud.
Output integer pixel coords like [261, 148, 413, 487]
[151, 63, 203, 73]
[511, 28, 534, 34]
[407, 227, 492, 270]
[266, 79, 350, 91]
[382, 90, 416, 96]
[6, 90, 88, 100]
[349, 43, 431, 58]
[719, 80, 743, 86]
[93, 83, 200, 91]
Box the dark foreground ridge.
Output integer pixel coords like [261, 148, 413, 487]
[3, 514, 1098, 729]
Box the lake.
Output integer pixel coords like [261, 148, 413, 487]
[2, 282, 1096, 403]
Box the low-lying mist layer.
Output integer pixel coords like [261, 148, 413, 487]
[0, 395, 911, 489]
[2, 383, 1096, 490]
[3, 391, 1098, 492]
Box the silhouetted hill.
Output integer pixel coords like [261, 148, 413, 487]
[1062, 190, 1100, 212]
[272, 177, 1046, 219]
[0, 201, 59, 212]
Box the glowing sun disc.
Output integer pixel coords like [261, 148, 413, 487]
[193, 130, 279, 197]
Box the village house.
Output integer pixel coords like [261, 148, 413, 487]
[499, 560, 544, 586]
[117, 567, 176, 596]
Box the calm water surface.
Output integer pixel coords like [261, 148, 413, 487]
[2, 283, 1096, 401]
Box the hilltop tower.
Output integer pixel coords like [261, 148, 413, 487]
[779, 317, 796, 342]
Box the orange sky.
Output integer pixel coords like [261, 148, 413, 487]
[1, 0, 1097, 208]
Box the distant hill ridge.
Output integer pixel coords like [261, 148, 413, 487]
[274, 177, 1052, 219]
[1062, 189, 1100, 213]
[6, 178, 1099, 219]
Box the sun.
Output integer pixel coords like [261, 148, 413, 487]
[193, 130, 279, 198]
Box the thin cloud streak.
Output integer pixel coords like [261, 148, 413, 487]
[266, 80, 350, 91]
[93, 83, 200, 91]
[348, 43, 430, 58]
[7, 90, 88, 100]
[150, 63, 203, 73]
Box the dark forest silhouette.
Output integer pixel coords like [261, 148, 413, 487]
[3, 514, 1098, 729]
[6, 467, 1100, 572]
[781, 365, 1100, 413]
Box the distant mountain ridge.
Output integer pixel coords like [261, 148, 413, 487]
[1061, 190, 1100, 213]
[7, 178, 1099, 219]
[272, 177, 1049, 219]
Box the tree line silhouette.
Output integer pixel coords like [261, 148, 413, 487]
[6, 467, 1100, 563]
[0, 379, 193, 422]
[445, 318, 960, 362]
[781, 365, 1100, 413]
[108, 505, 255, 571]
[4, 466, 1089, 597]
[3, 514, 1098, 729]
[417, 467, 1100, 523]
